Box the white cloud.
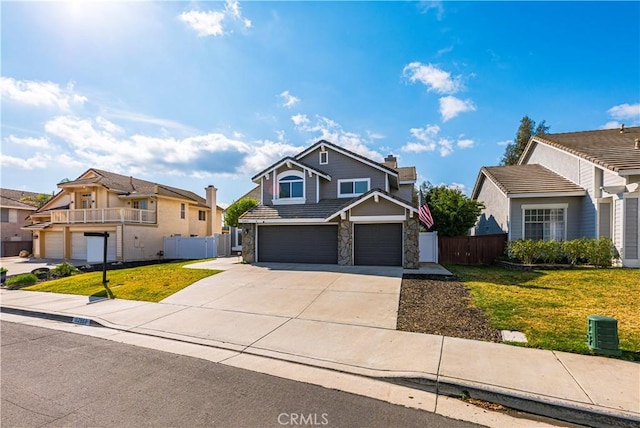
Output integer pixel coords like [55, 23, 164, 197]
[607, 103, 640, 120]
[496, 139, 512, 146]
[418, 1, 444, 20]
[439, 95, 476, 121]
[0, 77, 87, 110]
[180, 0, 251, 37]
[402, 142, 435, 153]
[1, 153, 47, 169]
[456, 138, 474, 149]
[179, 10, 225, 37]
[279, 90, 300, 108]
[291, 113, 310, 126]
[403, 62, 462, 94]
[438, 138, 454, 157]
[600, 121, 622, 130]
[292, 115, 384, 161]
[5, 135, 50, 149]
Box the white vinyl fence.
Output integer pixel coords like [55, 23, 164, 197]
[419, 231, 438, 263]
[163, 234, 232, 260]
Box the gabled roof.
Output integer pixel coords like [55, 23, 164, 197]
[62, 168, 209, 203]
[239, 188, 416, 223]
[295, 140, 400, 177]
[0, 188, 41, 210]
[472, 164, 586, 199]
[251, 157, 331, 182]
[521, 126, 640, 175]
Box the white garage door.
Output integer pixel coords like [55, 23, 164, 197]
[71, 232, 88, 260]
[44, 232, 64, 259]
[87, 235, 117, 262]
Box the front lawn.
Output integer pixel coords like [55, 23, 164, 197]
[24, 260, 221, 302]
[446, 265, 640, 360]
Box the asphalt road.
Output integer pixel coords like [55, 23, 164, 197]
[1, 321, 483, 428]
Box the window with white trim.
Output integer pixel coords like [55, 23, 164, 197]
[132, 200, 147, 210]
[523, 206, 566, 240]
[276, 170, 304, 202]
[319, 151, 328, 165]
[338, 178, 369, 198]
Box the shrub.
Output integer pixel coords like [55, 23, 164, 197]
[508, 239, 541, 265]
[509, 237, 618, 267]
[51, 262, 79, 278]
[6, 273, 37, 286]
[0, 267, 7, 274]
[584, 238, 618, 267]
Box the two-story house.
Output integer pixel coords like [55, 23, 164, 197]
[238, 140, 420, 268]
[0, 188, 41, 257]
[24, 168, 224, 262]
[471, 126, 640, 267]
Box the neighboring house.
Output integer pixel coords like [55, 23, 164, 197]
[0, 188, 41, 257]
[238, 140, 419, 267]
[24, 168, 224, 262]
[472, 126, 640, 267]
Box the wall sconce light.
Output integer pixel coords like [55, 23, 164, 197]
[150, 200, 154, 204]
[70, 201, 74, 204]
[127, 201, 131, 205]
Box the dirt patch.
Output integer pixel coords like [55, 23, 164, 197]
[397, 277, 502, 342]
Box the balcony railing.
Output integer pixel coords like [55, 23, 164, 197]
[50, 208, 157, 224]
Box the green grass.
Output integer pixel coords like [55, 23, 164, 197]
[446, 265, 640, 360]
[24, 260, 221, 302]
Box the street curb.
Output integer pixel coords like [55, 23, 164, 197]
[390, 377, 640, 428]
[3, 305, 639, 428]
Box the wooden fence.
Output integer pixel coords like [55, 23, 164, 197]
[0, 241, 32, 257]
[438, 234, 507, 265]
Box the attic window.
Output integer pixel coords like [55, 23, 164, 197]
[319, 151, 328, 165]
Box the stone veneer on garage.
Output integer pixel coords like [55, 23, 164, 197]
[338, 220, 352, 265]
[240, 223, 255, 263]
[404, 217, 420, 269]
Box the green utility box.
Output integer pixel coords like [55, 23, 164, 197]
[587, 315, 621, 356]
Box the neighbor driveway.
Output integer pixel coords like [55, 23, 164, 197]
[162, 259, 404, 329]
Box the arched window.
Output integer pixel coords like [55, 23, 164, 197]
[278, 173, 304, 199]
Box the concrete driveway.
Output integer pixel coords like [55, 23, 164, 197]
[162, 259, 403, 329]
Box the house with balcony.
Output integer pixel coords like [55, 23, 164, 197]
[24, 168, 224, 262]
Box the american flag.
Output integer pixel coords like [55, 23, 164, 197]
[418, 190, 434, 229]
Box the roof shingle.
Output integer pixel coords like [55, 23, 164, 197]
[525, 127, 640, 173]
[481, 164, 586, 196]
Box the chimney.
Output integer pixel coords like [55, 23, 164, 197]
[620, 124, 625, 133]
[635, 138, 639, 150]
[205, 185, 220, 235]
[383, 154, 397, 169]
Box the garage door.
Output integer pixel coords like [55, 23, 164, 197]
[44, 232, 64, 259]
[71, 232, 88, 260]
[87, 235, 117, 262]
[354, 223, 402, 266]
[258, 225, 338, 264]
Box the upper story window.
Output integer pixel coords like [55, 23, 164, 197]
[198, 210, 206, 221]
[319, 151, 328, 165]
[275, 170, 305, 204]
[0, 208, 9, 223]
[81, 193, 92, 209]
[132, 200, 148, 210]
[523, 205, 566, 241]
[338, 178, 370, 198]
[180, 203, 186, 219]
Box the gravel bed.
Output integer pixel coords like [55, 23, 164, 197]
[397, 277, 502, 342]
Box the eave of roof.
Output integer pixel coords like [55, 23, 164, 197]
[478, 164, 586, 198]
[251, 157, 331, 182]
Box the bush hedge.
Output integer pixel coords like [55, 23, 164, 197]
[6, 273, 38, 287]
[507, 238, 619, 267]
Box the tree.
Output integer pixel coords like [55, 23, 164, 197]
[420, 182, 484, 237]
[20, 193, 53, 208]
[500, 116, 550, 165]
[224, 198, 258, 228]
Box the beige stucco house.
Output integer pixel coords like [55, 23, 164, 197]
[1, 188, 41, 257]
[24, 168, 223, 262]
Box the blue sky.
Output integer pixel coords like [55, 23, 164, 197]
[2, 1, 639, 206]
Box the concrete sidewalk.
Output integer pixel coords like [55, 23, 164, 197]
[1, 268, 638, 427]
